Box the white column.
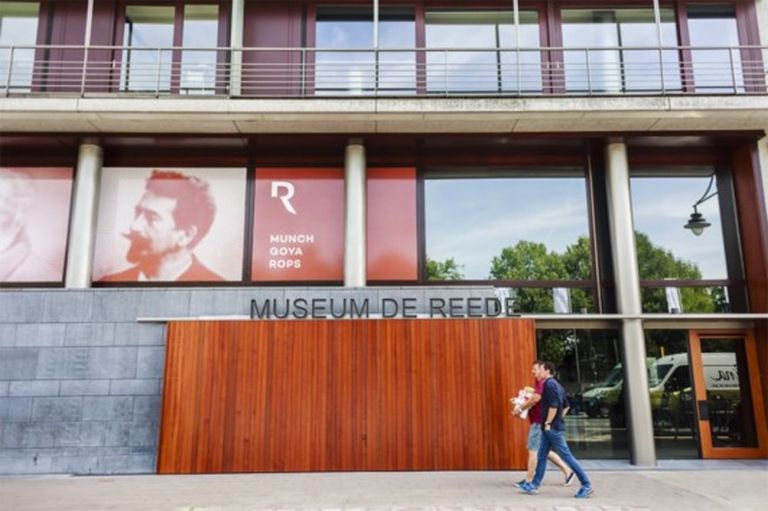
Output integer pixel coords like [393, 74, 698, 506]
[604, 138, 657, 467]
[344, 140, 367, 287]
[229, 0, 245, 96]
[65, 142, 102, 288]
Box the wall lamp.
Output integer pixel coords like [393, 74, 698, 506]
[684, 174, 717, 236]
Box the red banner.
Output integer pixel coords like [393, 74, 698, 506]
[251, 168, 344, 281]
[367, 168, 418, 281]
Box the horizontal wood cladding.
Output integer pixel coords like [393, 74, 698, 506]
[158, 318, 534, 473]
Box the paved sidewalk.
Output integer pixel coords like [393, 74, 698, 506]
[2, 467, 767, 511]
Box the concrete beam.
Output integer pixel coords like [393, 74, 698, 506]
[0, 96, 766, 134]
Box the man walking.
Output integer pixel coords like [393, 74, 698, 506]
[513, 361, 574, 488]
[520, 361, 593, 499]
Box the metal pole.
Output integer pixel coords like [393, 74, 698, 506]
[652, 0, 664, 49]
[513, 0, 520, 49]
[373, 0, 379, 49]
[5, 47, 14, 96]
[230, 0, 245, 96]
[80, 0, 95, 95]
[373, 0, 379, 95]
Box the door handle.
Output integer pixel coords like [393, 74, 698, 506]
[697, 400, 710, 421]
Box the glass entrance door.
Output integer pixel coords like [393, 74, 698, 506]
[689, 331, 768, 458]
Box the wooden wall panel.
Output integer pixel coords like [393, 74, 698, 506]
[158, 318, 535, 473]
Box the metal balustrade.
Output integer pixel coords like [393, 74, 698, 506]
[0, 45, 766, 98]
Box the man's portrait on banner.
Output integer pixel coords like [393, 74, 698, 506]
[93, 167, 246, 282]
[0, 167, 73, 283]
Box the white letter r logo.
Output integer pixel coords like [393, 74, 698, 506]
[271, 181, 297, 215]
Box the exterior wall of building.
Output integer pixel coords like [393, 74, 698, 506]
[0, 286, 493, 475]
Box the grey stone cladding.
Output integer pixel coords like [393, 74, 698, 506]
[0, 286, 491, 475]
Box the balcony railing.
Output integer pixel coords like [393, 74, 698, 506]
[1, 45, 766, 98]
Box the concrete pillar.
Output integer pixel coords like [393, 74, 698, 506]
[65, 141, 102, 288]
[604, 138, 657, 466]
[344, 140, 366, 287]
[229, 0, 245, 96]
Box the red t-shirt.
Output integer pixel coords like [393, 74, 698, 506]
[528, 379, 545, 424]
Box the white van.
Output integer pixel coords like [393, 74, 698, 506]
[649, 352, 739, 395]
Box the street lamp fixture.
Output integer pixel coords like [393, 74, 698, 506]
[684, 174, 717, 236]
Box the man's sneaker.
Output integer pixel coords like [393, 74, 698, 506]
[564, 471, 576, 487]
[514, 479, 527, 489]
[519, 481, 538, 495]
[574, 486, 594, 499]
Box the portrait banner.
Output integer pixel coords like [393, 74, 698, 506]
[93, 167, 246, 283]
[0, 167, 73, 283]
[251, 168, 344, 281]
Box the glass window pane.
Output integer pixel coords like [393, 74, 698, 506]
[630, 174, 729, 280]
[121, 6, 175, 92]
[700, 338, 758, 448]
[641, 286, 733, 313]
[688, 6, 742, 92]
[0, 2, 40, 92]
[425, 171, 592, 281]
[500, 287, 596, 314]
[537, 329, 629, 459]
[181, 5, 219, 94]
[316, 8, 414, 95]
[562, 9, 680, 93]
[645, 331, 699, 458]
[426, 11, 540, 93]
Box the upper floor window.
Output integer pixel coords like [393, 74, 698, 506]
[425, 10, 542, 93]
[0, 2, 39, 92]
[687, 6, 743, 92]
[121, 5, 175, 92]
[180, 5, 220, 94]
[561, 8, 681, 93]
[315, 7, 415, 94]
[121, 3, 221, 94]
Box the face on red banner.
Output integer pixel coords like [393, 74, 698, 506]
[251, 168, 344, 281]
[93, 168, 246, 282]
[0, 167, 73, 283]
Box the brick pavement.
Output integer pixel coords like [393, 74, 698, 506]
[2, 468, 767, 511]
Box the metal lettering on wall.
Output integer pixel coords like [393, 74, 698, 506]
[250, 297, 520, 319]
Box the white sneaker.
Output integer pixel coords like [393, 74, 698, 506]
[564, 471, 576, 486]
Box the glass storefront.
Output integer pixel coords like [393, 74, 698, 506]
[645, 330, 699, 458]
[536, 329, 629, 458]
[699, 337, 758, 448]
[424, 169, 594, 310]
